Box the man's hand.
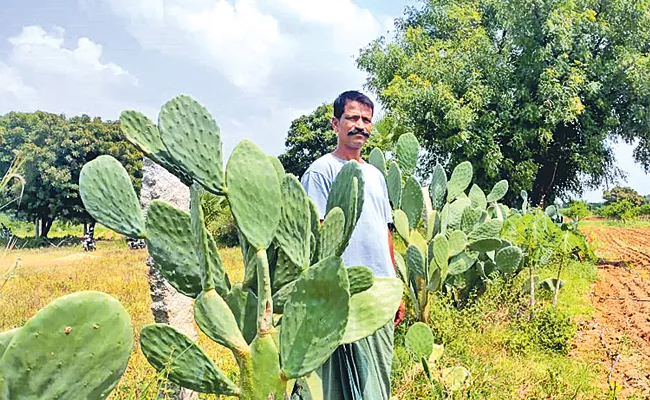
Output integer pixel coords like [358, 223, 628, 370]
[394, 300, 405, 326]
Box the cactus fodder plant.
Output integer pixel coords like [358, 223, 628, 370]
[369, 133, 523, 320]
[79, 95, 403, 399]
[0, 291, 133, 399]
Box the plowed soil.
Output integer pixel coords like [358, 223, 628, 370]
[573, 225, 650, 397]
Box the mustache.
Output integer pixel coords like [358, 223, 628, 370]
[347, 127, 370, 138]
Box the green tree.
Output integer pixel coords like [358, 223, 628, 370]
[0, 112, 142, 237]
[563, 200, 590, 222]
[357, 0, 650, 206]
[603, 186, 645, 206]
[278, 103, 401, 177]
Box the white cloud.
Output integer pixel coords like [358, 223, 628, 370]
[103, 0, 293, 89]
[0, 26, 140, 118]
[8, 25, 137, 86]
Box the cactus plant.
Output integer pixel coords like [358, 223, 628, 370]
[0, 291, 133, 399]
[404, 323, 470, 393]
[368, 134, 524, 320]
[79, 95, 403, 399]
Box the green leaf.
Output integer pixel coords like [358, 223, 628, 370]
[429, 164, 447, 211]
[468, 184, 487, 210]
[486, 180, 509, 203]
[405, 322, 434, 359]
[402, 176, 424, 229]
[396, 133, 419, 176]
[276, 175, 311, 267]
[280, 256, 350, 379]
[0, 292, 133, 399]
[79, 155, 145, 238]
[140, 324, 238, 395]
[393, 209, 410, 243]
[368, 147, 387, 177]
[342, 278, 403, 344]
[387, 161, 402, 208]
[158, 95, 225, 194]
[446, 161, 472, 202]
[227, 140, 282, 250]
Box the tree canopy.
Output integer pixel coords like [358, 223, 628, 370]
[357, 0, 650, 206]
[0, 112, 142, 237]
[603, 185, 646, 205]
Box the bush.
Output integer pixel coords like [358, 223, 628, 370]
[517, 306, 576, 355]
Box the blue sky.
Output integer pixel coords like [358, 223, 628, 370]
[0, 0, 647, 202]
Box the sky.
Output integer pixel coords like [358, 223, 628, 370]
[0, 0, 647, 202]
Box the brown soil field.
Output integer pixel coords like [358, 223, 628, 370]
[574, 225, 650, 398]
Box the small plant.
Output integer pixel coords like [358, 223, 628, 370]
[78, 95, 403, 398]
[404, 322, 470, 394]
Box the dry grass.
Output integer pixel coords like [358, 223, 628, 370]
[0, 240, 246, 399]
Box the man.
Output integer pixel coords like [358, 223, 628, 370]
[300, 90, 404, 399]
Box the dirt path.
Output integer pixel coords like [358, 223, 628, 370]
[573, 225, 650, 397]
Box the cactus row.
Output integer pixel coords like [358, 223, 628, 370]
[369, 133, 523, 321]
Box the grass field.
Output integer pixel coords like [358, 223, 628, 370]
[1, 222, 648, 399]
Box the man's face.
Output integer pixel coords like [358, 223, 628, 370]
[332, 100, 373, 150]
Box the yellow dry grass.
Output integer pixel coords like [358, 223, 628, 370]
[0, 240, 246, 399]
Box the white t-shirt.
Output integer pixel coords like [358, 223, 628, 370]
[300, 153, 395, 278]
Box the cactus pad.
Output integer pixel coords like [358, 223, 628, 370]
[194, 289, 248, 354]
[280, 256, 350, 379]
[406, 245, 425, 279]
[226, 284, 258, 345]
[394, 209, 410, 243]
[325, 161, 364, 245]
[448, 230, 467, 257]
[446, 161, 473, 203]
[461, 206, 482, 233]
[448, 251, 478, 275]
[146, 200, 202, 297]
[429, 164, 447, 211]
[0, 292, 132, 399]
[0, 328, 18, 359]
[495, 246, 523, 273]
[468, 184, 487, 210]
[402, 176, 424, 229]
[227, 140, 281, 250]
[405, 322, 434, 359]
[158, 95, 225, 194]
[448, 197, 471, 230]
[395, 252, 408, 282]
[347, 265, 374, 295]
[368, 147, 387, 176]
[268, 155, 285, 181]
[441, 366, 470, 391]
[387, 161, 402, 208]
[426, 210, 439, 240]
[79, 155, 145, 238]
[140, 324, 238, 395]
[341, 277, 403, 344]
[432, 233, 449, 271]
[319, 207, 345, 260]
[410, 230, 428, 260]
[486, 180, 508, 203]
[396, 133, 419, 176]
[276, 175, 311, 267]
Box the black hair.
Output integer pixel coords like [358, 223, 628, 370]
[333, 90, 374, 119]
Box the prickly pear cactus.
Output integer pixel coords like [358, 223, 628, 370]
[0, 291, 133, 399]
[368, 135, 524, 320]
[80, 95, 403, 399]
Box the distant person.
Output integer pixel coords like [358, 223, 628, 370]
[300, 90, 404, 399]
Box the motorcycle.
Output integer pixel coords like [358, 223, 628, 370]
[126, 237, 146, 250]
[82, 234, 96, 251]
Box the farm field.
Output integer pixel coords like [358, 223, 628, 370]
[1, 222, 650, 399]
[576, 224, 650, 397]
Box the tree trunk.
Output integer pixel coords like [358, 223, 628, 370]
[34, 217, 40, 239]
[139, 157, 198, 400]
[41, 218, 53, 238]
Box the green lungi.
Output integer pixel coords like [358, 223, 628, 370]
[320, 321, 394, 399]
